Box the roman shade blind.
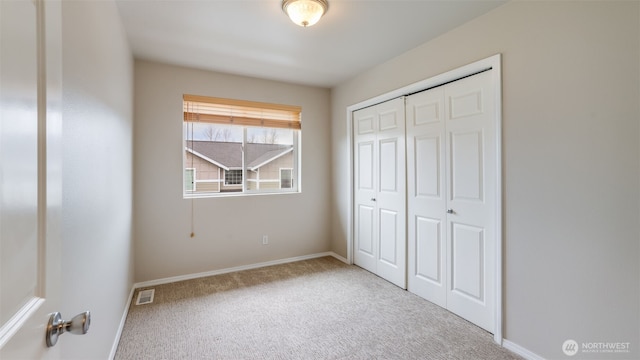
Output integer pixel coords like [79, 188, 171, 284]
[183, 94, 302, 130]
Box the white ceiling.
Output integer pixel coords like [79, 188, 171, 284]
[115, 0, 507, 88]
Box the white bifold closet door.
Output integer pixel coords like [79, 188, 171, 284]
[353, 97, 406, 289]
[406, 70, 496, 333]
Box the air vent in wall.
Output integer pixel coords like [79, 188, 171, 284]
[135, 289, 155, 305]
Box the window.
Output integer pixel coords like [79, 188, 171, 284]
[185, 168, 195, 191]
[183, 95, 301, 196]
[280, 168, 293, 189]
[225, 169, 243, 185]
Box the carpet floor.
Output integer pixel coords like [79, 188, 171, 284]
[114, 256, 521, 360]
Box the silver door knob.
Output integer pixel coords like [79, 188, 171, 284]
[46, 311, 91, 347]
[371, 198, 376, 202]
[447, 209, 454, 214]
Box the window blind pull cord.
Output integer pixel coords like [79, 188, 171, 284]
[190, 103, 195, 238]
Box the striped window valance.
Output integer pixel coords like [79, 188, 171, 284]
[183, 94, 301, 130]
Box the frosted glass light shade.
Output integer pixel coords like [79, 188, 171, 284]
[282, 0, 328, 27]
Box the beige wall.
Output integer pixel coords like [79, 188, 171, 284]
[61, 1, 134, 358]
[134, 61, 331, 282]
[331, 1, 639, 359]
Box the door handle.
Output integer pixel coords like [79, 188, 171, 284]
[46, 311, 91, 347]
[447, 209, 454, 214]
[371, 198, 376, 202]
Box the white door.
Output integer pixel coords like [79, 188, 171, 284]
[0, 0, 63, 358]
[353, 98, 406, 288]
[407, 70, 496, 333]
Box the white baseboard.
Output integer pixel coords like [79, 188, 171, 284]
[330, 252, 349, 264]
[503, 339, 546, 360]
[111, 251, 349, 358]
[134, 251, 344, 289]
[109, 286, 135, 360]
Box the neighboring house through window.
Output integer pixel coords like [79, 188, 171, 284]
[183, 95, 301, 196]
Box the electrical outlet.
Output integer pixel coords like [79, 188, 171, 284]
[262, 235, 268, 245]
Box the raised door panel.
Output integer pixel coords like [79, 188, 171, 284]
[379, 139, 398, 193]
[450, 223, 484, 302]
[449, 90, 483, 120]
[415, 135, 441, 198]
[354, 201, 377, 273]
[447, 220, 493, 331]
[357, 114, 375, 135]
[357, 205, 375, 256]
[378, 208, 398, 266]
[413, 101, 440, 126]
[450, 130, 484, 202]
[379, 109, 399, 131]
[357, 142, 374, 191]
[415, 216, 442, 285]
[377, 204, 405, 288]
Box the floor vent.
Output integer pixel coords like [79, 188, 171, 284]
[135, 289, 155, 305]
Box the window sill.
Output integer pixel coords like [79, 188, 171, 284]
[183, 189, 301, 200]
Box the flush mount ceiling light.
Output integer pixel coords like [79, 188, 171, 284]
[282, 0, 329, 27]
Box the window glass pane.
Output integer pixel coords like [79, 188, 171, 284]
[185, 123, 243, 193]
[185, 123, 242, 142]
[246, 128, 294, 193]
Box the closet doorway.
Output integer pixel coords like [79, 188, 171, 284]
[348, 55, 502, 341]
